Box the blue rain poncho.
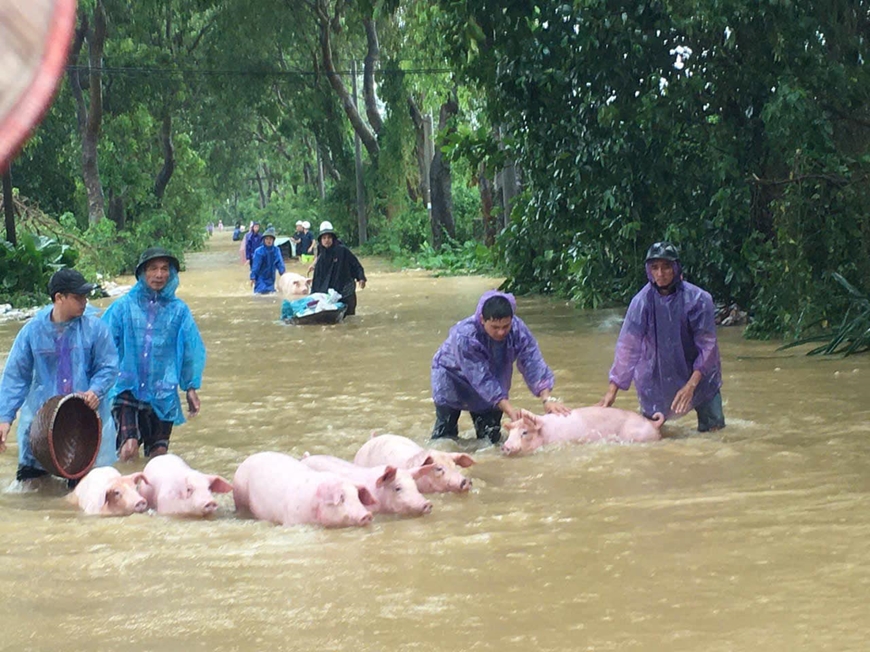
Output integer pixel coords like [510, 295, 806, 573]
[0, 306, 119, 469]
[250, 243, 286, 294]
[431, 291, 555, 413]
[608, 264, 722, 420]
[102, 269, 206, 425]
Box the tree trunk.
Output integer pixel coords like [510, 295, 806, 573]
[362, 18, 384, 135]
[2, 169, 16, 246]
[408, 96, 430, 206]
[255, 167, 267, 208]
[429, 92, 459, 249]
[108, 188, 126, 229]
[81, 2, 107, 224]
[315, 0, 379, 159]
[478, 162, 496, 247]
[153, 112, 175, 202]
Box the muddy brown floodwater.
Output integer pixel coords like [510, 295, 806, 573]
[1, 231, 868, 652]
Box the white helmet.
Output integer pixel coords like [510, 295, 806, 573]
[318, 221, 335, 236]
[302, 221, 311, 229]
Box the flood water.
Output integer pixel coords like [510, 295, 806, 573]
[1, 231, 868, 652]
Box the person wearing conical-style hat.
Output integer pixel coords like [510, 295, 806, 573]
[103, 247, 207, 462]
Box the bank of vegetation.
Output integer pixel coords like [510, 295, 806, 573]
[2, 1, 868, 348]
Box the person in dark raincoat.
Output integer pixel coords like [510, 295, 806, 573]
[250, 227, 286, 294]
[430, 290, 571, 444]
[103, 247, 207, 461]
[310, 221, 367, 315]
[598, 241, 725, 431]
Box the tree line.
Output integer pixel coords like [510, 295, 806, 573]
[3, 0, 868, 341]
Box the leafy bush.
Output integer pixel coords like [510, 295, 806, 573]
[0, 233, 78, 307]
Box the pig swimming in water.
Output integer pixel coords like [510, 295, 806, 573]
[501, 407, 664, 456]
[302, 454, 432, 517]
[233, 452, 375, 528]
[140, 454, 233, 517]
[276, 272, 312, 297]
[353, 434, 474, 494]
[68, 467, 149, 516]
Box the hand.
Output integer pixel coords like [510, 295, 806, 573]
[249, 279, 254, 287]
[186, 389, 201, 417]
[543, 399, 571, 416]
[0, 422, 9, 453]
[307, 265, 314, 275]
[358, 280, 366, 289]
[597, 383, 618, 408]
[497, 399, 519, 422]
[80, 390, 100, 410]
[670, 382, 696, 416]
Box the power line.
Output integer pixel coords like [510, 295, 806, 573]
[65, 65, 453, 77]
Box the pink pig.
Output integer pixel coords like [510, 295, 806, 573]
[301, 454, 433, 517]
[353, 434, 474, 494]
[68, 467, 149, 516]
[233, 452, 375, 528]
[501, 407, 664, 455]
[276, 272, 312, 297]
[140, 454, 234, 517]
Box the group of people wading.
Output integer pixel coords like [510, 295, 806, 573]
[0, 238, 722, 487]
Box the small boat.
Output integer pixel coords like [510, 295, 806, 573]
[290, 306, 347, 325]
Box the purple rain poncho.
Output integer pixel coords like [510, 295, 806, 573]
[0, 306, 119, 469]
[102, 269, 206, 425]
[608, 266, 722, 420]
[431, 291, 555, 413]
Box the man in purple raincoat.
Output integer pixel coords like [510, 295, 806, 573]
[599, 242, 725, 431]
[431, 291, 570, 444]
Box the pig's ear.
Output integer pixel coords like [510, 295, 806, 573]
[450, 453, 475, 468]
[316, 482, 343, 505]
[305, 278, 312, 288]
[127, 472, 149, 487]
[410, 464, 436, 480]
[208, 476, 233, 494]
[357, 486, 378, 507]
[301, 451, 311, 459]
[369, 430, 378, 439]
[521, 411, 540, 428]
[376, 466, 398, 487]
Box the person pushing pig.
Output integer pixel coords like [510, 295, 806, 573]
[430, 290, 570, 444]
[598, 241, 725, 431]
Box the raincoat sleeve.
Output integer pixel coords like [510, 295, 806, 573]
[0, 324, 35, 422]
[456, 336, 508, 407]
[348, 250, 366, 282]
[276, 252, 286, 276]
[178, 307, 206, 391]
[687, 289, 719, 377]
[250, 248, 262, 280]
[608, 293, 647, 390]
[87, 321, 119, 399]
[245, 236, 255, 262]
[513, 320, 555, 396]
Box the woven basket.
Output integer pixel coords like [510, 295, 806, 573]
[30, 394, 102, 479]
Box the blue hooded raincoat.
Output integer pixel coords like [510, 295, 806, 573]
[431, 291, 555, 413]
[102, 269, 206, 425]
[0, 306, 120, 469]
[250, 243, 286, 294]
[608, 263, 722, 420]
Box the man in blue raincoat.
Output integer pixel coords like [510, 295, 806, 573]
[0, 269, 119, 481]
[250, 227, 286, 294]
[599, 241, 725, 431]
[244, 221, 263, 267]
[103, 247, 207, 462]
[430, 290, 570, 444]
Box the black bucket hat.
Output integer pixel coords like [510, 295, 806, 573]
[135, 247, 180, 279]
[645, 241, 680, 263]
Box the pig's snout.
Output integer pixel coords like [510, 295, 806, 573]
[420, 501, 433, 515]
[201, 501, 218, 515]
[501, 442, 518, 455]
[459, 477, 472, 492]
[358, 512, 373, 526]
[133, 499, 148, 513]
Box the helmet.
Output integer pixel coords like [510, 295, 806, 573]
[645, 241, 680, 262]
[318, 221, 336, 238]
[135, 247, 180, 279]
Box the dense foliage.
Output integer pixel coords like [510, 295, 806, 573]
[3, 0, 869, 344]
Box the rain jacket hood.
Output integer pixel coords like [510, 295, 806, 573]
[431, 291, 555, 413]
[0, 306, 120, 469]
[103, 269, 206, 425]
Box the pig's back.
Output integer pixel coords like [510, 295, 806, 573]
[353, 434, 422, 468]
[233, 452, 317, 525]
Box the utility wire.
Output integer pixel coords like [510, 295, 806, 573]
[66, 65, 453, 77]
